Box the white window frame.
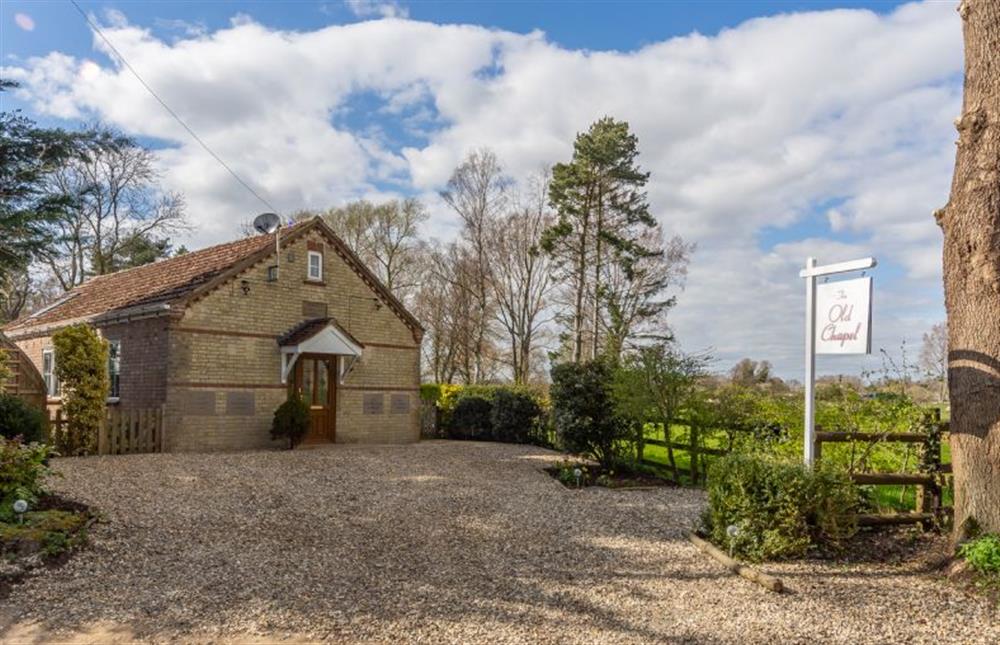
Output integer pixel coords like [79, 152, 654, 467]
[42, 348, 60, 398]
[307, 251, 323, 282]
[107, 339, 121, 402]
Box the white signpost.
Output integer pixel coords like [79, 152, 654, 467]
[801, 257, 876, 466]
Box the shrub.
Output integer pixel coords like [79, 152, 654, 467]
[490, 389, 542, 443]
[0, 347, 11, 387]
[52, 324, 109, 456]
[0, 393, 46, 443]
[550, 360, 628, 470]
[704, 454, 858, 562]
[0, 437, 55, 522]
[271, 392, 310, 449]
[420, 383, 442, 403]
[447, 395, 493, 440]
[959, 534, 1000, 579]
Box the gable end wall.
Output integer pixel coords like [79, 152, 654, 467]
[165, 229, 420, 451]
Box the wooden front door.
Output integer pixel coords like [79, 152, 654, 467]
[293, 356, 336, 444]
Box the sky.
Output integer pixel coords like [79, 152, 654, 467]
[0, 0, 961, 379]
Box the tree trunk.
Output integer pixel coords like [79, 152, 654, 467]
[938, 0, 1000, 540]
[592, 185, 604, 361]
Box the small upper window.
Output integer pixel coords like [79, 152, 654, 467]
[42, 349, 60, 397]
[307, 251, 323, 281]
[108, 340, 121, 399]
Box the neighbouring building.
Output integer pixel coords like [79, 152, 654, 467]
[1, 217, 424, 451]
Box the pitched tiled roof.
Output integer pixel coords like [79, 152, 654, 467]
[3, 218, 424, 342]
[4, 222, 309, 334]
[278, 317, 364, 349]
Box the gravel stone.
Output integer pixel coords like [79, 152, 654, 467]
[1, 441, 997, 643]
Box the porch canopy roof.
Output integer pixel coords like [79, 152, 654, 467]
[278, 317, 364, 383]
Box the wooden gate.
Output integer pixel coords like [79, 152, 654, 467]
[49, 406, 166, 455]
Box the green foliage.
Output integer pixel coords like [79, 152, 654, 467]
[447, 395, 493, 440]
[419, 383, 441, 403]
[0, 393, 45, 443]
[705, 454, 858, 562]
[959, 534, 1000, 579]
[271, 392, 310, 449]
[52, 324, 109, 456]
[0, 437, 55, 522]
[0, 347, 11, 387]
[0, 102, 89, 284]
[612, 343, 708, 463]
[490, 389, 542, 444]
[551, 360, 627, 469]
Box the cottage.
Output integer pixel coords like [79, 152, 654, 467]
[1, 217, 423, 451]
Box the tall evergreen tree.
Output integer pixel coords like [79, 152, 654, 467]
[543, 117, 660, 362]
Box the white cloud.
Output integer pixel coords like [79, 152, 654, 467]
[14, 13, 35, 32]
[344, 0, 409, 19]
[0, 1, 961, 376]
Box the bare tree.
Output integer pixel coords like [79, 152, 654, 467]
[414, 241, 501, 384]
[41, 125, 186, 290]
[487, 172, 555, 384]
[440, 149, 510, 383]
[307, 198, 428, 304]
[919, 322, 948, 403]
[936, 0, 1000, 538]
[601, 227, 693, 361]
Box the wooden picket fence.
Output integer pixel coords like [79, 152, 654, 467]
[48, 406, 166, 456]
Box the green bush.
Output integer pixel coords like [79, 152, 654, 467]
[550, 360, 627, 470]
[52, 324, 109, 456]
[0, 347, 12, 387]
[0, 437, 55, 522]
[490, 389, 542, 444]
[959, 534, 1000, 579]
[419, 383, 442, 403]
[0, 393, 46, 443]
[447, 395, 493, 440]
[271, 392, 310, 449]
[704, 454, 858, 562]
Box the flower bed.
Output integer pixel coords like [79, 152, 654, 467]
[545, 460, 673, 489]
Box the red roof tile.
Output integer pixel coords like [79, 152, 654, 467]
[4, 222, 307, 333]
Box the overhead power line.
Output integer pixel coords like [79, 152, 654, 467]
[68, 0, 278, 213]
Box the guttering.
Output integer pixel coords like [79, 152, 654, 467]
[93, 302, 172, 326]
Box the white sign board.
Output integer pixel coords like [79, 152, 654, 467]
[815, 277, 872, 355]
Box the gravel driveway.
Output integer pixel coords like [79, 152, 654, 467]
[2, 441, 997, 643]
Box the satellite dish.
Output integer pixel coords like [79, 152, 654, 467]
[253, 212, 281, 235]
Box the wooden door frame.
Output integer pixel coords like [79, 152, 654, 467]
[292, 353, 337, 442]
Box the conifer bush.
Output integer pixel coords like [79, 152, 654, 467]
[52, 325, 109, 455]
[271, 392, 310, 449]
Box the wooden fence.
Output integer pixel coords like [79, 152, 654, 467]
[640, 411, 953, 528]
[48, 406, 166, 456]
[814, 409, 951, 528]
[641, 420, 727, 485]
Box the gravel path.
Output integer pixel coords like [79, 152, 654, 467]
[1, 441, 997, 643]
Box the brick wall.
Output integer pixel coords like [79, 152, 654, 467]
[12, 317, 170, 413]
[165, 229, 421, 451]
[99, 317, 170, 409]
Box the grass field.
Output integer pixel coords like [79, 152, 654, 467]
[637, 423, 953, 513]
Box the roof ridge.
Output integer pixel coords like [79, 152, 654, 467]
[76, 222, 305, 286]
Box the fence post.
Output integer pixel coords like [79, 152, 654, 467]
[917, 409, 943, 517]
[813, 426, 822, 466]
[98, 409, 109, 455]
[159, 403, 167, 452]
[689, 424, 699, 484]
